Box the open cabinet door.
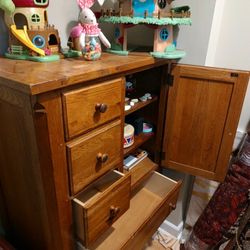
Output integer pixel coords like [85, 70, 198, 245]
[162, 64, 249, 182]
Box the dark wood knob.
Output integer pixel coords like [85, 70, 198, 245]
[95, 103, 108, 113]
[96, 153, 108, 163]
[169, 203, 176, 211]
[110, 206, 120, 220]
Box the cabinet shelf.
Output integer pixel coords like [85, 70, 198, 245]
[125, 96, 158, 116]
[124, 132, 154, 157]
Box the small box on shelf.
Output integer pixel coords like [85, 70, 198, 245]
[123, 149, 148, 170]
[123, 153, 158, 189]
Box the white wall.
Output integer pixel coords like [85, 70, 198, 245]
[47, 1, 79, 48]
[206, 0, 250, 133]
[48, 1, 115, 48]
[172, 0, 216, 65]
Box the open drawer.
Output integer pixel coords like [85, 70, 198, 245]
[73, 170, 131, 247]
[86, 171, 182, 250]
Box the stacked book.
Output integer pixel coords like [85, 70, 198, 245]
[123, 149, 148, 170]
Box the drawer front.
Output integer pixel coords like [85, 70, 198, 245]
[86, 174, 130, 245]
[63, 78, 124, 139]
[67, 120, 122, 194]
[89, 171, 182, 250]
[73, 171, 131, 247]
[123, 186, 180, 250]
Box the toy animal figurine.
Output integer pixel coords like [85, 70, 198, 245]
[69, 0, 111, 60]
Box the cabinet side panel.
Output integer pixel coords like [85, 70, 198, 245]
[36, 92, 73, 250]
[0, 86, 55, 249]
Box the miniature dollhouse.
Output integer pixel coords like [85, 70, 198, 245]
[98, 0, 191, 58]
[1, 0, 61, 61]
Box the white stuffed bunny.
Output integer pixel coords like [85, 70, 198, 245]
[70, 0, 111, 60]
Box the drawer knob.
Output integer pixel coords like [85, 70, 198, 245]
[95, 103, 108, 113]
[110, 206, 120, 220]
[169, 203, 176, 211]
[96, 153, 109, 163]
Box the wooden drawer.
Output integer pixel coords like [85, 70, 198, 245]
[67, 120, 123, 194]
[89, 171, 181, 250]
[62, 78, 124, 139]
[73, 170, 131, 247]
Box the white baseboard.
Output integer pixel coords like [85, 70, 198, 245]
[159, 220, 184, 240]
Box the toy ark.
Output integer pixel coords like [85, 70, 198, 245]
[98, 0, 191, 58]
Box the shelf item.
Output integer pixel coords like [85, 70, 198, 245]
[88, 172, 181, 250]
[123, 123, 135, 148]
[123, 132, 154, 157]
[73, 170, 131, 248]
[123, 149, 148, 170]
[124, 156, 158, 189]
[143, 122, 153, 133]
[125, 96, 158, 116]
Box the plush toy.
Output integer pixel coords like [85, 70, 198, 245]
[70, 0, 111, 60]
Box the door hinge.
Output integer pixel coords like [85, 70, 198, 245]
[166, 73, 174, 86]
[159, 151, 166, 161]
[33, 103, 47, 114]
[231, 72, 239, 77]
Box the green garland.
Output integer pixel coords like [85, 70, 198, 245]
[99, 16, 192, 25]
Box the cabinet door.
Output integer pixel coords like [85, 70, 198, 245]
[162, 64, 249, 182]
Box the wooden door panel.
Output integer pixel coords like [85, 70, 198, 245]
[162, 64, 249, 181]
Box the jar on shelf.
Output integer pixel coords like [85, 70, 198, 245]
[82, 35, 102, 61]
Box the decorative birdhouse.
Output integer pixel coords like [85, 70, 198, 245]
[98, 0, 191, 58]
[1, 0, 61, 61]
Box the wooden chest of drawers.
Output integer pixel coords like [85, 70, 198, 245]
[0, 53, 248, 250]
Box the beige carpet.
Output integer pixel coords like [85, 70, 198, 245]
[144, 231, 180, 250]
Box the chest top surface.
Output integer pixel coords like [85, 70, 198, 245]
[0, 53, 168, 95]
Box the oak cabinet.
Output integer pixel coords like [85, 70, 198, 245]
[0, 54, 248, 250]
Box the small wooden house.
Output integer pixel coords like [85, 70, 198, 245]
[99, 0, 191, 58]
[2, 0, 61, 61]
